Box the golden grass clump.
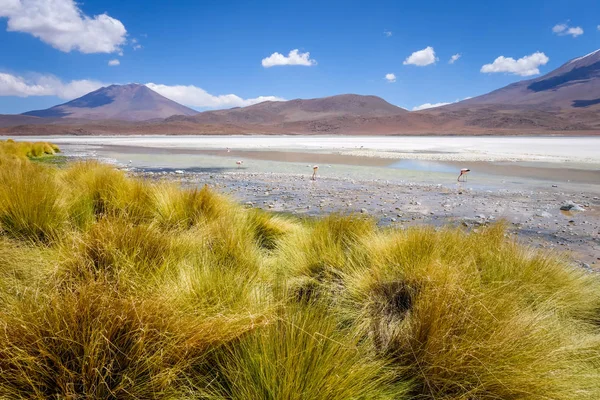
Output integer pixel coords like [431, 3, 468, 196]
[1, 140, 600, 399]
[340, 226, 600, 399]
[0, 282, 231, 399]
[0, 162, 67, 242]
[216, 303, 410, 400]
[0, 139, 59, 163]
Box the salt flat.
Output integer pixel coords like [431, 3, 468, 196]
[16, 135, 600, 164]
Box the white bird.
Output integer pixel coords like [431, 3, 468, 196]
[236, 160, 243, 168]
[311, 165, 319, 181]
[227, 147, 231, 153]
[458, 168, 471, 182]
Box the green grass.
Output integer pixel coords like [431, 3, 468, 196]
[1, 140, 600, 399]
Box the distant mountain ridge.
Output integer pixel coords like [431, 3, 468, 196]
[22, 84, 198, 121]
[2, 49, 600, 135]
[449, 48, 600, 111]
[167, 94, 407, 126]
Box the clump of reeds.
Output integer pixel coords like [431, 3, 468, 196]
[0, 140, 599, 399]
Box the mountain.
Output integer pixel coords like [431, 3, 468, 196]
[3, 50, 600, 135]
[167, 94, 407, 125]
[22, 84, 198, 121]
[449, 49, 600, 111]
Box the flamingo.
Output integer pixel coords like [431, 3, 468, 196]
[236, 160, 243, 168]
[458, 168, 470, 182]
[311, 165, 319, 181]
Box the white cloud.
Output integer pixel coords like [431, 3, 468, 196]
[403, 46, 438, 66]
[412, 102, 451, 111]
[261, 49, 316, 67]
[145, 83, 284, 109]
[0, 71, 284, 109]
[598, 25, 600, 31]
[553, 23, 584, 37]
[449, 53, 461, 64]
[385, 73, 396, 83]
[480, 52, 549, 76]
[0, 0, 127, 53]
[131, 37, 142, 50]
[383, 30, 392, 37]
[412, 96, 472, 111]
[0, 71, 104, 99]
[108, 59, 120, 66]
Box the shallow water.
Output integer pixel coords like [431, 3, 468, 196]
[9, 135, 600, 194]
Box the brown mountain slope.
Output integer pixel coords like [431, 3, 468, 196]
[22, 84, 198, 121]
[168, 94, 407, 125]
[446, 49, 600, 111]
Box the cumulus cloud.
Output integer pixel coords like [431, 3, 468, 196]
[480, 52, 549, 76]
[383, 30, 392, 37]
[108, 59, 120, 66]
[449, 53, 461, 64]
[0, 71, 104, 99]
[552, 23, 584, 37]
[0, 0, 127, 53]
[261, 49, 317, 67]
[0, 71, 284, 110]
[0, 72, 282, 111]
[403, 46, 438, 66]
[597, 25, 600, 31]
[145, 83, 285, 109]
[385, 73, 396, 83]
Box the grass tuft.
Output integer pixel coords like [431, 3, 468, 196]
[0, 140, 599, 399]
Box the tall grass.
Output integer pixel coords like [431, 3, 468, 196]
[1, 140, 600, 399]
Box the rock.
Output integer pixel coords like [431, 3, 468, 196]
[391, 218, 397, 222]
[560, 202, 585, 212]
[552, 185, 558, 188]
[175, 170, 184, 174]
[361, 208, 367, 214]
[535, 211, 552, 218]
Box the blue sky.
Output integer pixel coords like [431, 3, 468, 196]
[1, 0, 599, 114]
